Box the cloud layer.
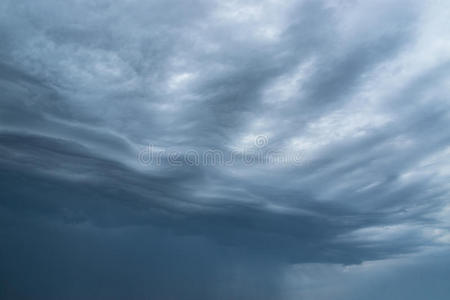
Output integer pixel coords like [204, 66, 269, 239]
[1, 0, 450, 298]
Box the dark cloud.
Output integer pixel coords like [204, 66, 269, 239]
[1, 0, 450, 299]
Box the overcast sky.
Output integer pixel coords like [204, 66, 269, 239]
[1, 0, 450, 299]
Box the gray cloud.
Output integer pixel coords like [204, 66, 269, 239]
[1, 0, 450, 298]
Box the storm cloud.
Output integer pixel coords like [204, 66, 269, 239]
[1, 0, 450, 299]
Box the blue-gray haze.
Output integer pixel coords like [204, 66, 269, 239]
[1, 0, 450, 299]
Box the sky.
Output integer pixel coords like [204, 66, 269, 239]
[1, 0, 450, 299]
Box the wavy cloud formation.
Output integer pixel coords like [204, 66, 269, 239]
[1, 0, 450, 299]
